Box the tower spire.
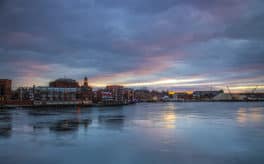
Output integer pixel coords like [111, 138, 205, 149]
[84, 76, 88, 87]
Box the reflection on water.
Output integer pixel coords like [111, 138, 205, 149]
[0, 102, 264, 164]
[29, 110, 93, 134]
[49, 119, 92, 133]
[98, 115, 125, 130]
[237, 107, 264, 124]
[28, 110, 59, 116]
[0, 125, 11, 137]
[0, 110, 12, 137]
[163, 103, 177, 128]
[163, 112, 177, 129]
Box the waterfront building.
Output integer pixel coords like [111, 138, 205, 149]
[0, 79, 12, 102]
[93, 90, 102, 103]
[124, 88, 135, 103]
[193, 90, 223, 100]
[49, 78, 79, 88]
[1, 85, 34, 106]
[150, 90, 163, 101]
[34, 87, 78, 102]
[212, 93, 233, 101]
[92, 90, 114, 104]
[32, 77, 94, 105]
[79, 77, 93, 101]
[168, 91, 192, 101]
[101, 91, 113, 101]
[14, 87, 34, 101]
[83, 76, 89, 88]
[240, 93, 264, 101]
[134, 89, 152, 102]
[106, 85, 124, 102]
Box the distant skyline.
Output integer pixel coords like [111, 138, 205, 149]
[0, 0, 264, 92]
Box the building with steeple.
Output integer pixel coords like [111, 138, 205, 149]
[80, 76, 93, 101]
[84, 76, 88, 87]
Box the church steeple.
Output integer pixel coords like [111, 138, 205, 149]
[84, 76, 88, 87]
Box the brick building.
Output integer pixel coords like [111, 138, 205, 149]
[124, 88, 135, 103]
[49, 78, 79, 88]
[0, 79, 12, 102]
[106, 85, 124, 102]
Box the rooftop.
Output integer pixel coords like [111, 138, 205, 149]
[53, 78, 77, 83]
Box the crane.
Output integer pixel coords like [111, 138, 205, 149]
[252, 85, 258, 94]
[249, 85, 259, 100]
[226, 86, 234, 100]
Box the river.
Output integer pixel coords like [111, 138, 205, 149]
[1, 102, 264, 164]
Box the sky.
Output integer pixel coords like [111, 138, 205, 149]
[0, 0, 264, 92]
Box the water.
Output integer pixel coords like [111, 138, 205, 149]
[1, 102, 264, 164]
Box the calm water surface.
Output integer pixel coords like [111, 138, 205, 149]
[1, 102, 264, 164]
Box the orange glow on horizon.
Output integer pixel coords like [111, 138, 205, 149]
[229, 85, 264, 90]
[121, 78, 205, 87]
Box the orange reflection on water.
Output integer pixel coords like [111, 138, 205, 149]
[163, 103, 177, 129]
[237, 107, 263, 124]
[163, 112, 177, 129]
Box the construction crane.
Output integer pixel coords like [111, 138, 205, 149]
[226, 86, 234, 100]
[252, 85, 258, 94]
[249, 85, 259, 100]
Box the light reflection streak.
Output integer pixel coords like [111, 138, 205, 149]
[163, 112, 177, 129]
[162, 103, 177, 129]
[237, 107, 264, 124]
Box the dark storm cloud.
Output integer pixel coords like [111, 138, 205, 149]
[224, 0, 264, 40]
[97, 0, 247, 14]
[0, 0, 263, 89]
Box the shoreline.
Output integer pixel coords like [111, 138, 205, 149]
[1, 100, 264, 109]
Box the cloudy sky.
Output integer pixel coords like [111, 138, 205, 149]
[0, 0, 263, 92]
